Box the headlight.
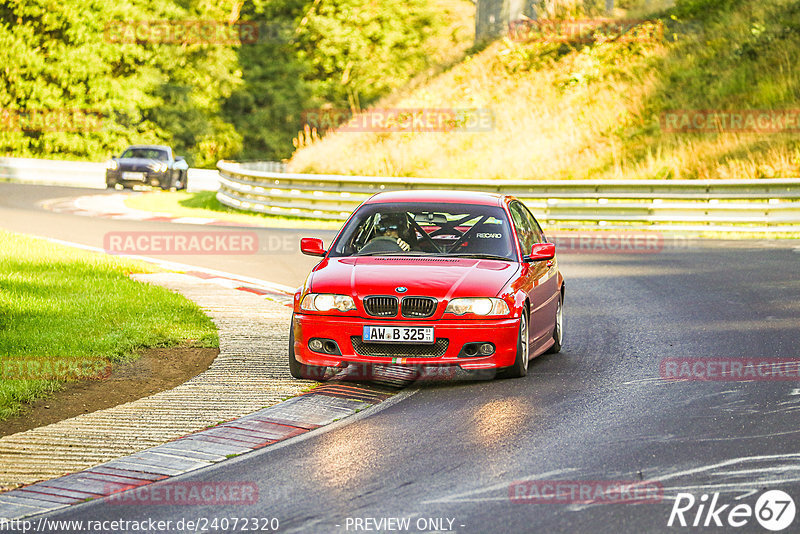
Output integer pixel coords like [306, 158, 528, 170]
[300, 293, 356, 312]
[106, 160, 118, 170]
[155, 162, 168, 172]
[445, 298, 510, 316]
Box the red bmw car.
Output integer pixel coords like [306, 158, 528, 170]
[290, 191, 564, 380]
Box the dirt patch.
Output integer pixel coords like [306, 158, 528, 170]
[0, 347, 218, 437]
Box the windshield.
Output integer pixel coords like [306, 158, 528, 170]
[121, 148, 169, 161]
[330, 202, 517, 261]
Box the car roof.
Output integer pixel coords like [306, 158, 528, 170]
[365, 190, 508, 206]
[124, 145, 171, 151]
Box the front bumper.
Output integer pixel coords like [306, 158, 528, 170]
[293, 313, 520, 370]
[106, 170, 167, 187]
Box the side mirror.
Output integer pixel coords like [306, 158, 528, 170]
[175, 156, 185, 161]
[523, 243, 555, 262]
[300, 238, 326, 257]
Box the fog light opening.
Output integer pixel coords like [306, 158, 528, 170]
[309, 339, 323, 351]
[479, 343, 495, 355]
[323, 340, 338, 354]
[463, 344, 478, 357]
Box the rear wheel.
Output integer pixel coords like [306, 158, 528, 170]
[500, 308, 529, 379]
[288, 319, 328, 380]
[545, 294, 563, 354]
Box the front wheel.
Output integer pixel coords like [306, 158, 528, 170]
[500, 309, 529, 379]
[173, 171, 186, 191]
[288, 320, 328, 380]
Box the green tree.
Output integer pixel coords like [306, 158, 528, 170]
[0, 0, 446, 165]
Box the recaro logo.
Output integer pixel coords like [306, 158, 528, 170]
[476, 233, 502, 239]
[668, 490, 796, 531]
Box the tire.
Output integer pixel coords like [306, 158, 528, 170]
[500, 307, 529, 379]
[178, 170, 188, 190]
[545, 293, 563, 354]
[172, 171, 185, 191]
[288, 319, 328, 380]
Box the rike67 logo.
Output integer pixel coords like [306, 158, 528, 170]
[668, 490, 796, 531]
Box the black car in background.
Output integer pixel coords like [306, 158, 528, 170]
[106, 145, 189, 190]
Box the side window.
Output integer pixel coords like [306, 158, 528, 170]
[509, 202, 536, 255]
[520, 203, 545, 243]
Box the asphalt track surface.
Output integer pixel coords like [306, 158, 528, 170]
[2, 183, 800, 533]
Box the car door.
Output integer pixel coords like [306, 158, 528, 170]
[509, 201, 559, 348]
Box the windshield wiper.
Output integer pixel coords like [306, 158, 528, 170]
[441, 253, 511, 261]
[354, 252, 431, 257]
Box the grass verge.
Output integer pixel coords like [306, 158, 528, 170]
[124, 191, 343, 230]
[289, 0, 800, 181]
[0, 230, 219, 421]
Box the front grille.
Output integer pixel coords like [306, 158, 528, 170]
[122, 164, 152, 172]
[351, 337, 449, 358]
[363, 296, 398, 317]
[401, 297, 437, 318]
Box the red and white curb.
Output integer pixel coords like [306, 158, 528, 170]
[41, 193, 259, 227]
[0, 383, 412, 521]
[38, 236, 296, 307]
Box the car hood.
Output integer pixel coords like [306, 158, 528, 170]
[309, 256, 519, 300]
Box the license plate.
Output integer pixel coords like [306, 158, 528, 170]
[363, 325, 434, 344]
[122, 172, 145, 180]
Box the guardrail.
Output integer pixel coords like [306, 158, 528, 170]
[217, 161, 800, 233]
[0, 156, 219, 192]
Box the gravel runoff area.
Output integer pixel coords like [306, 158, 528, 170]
[0, 273, 308, 493]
